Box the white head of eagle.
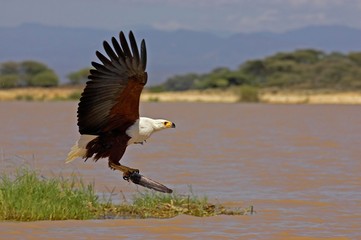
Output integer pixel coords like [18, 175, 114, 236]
[66, 31, 176, 171]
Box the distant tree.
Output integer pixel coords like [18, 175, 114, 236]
[192, 67, 249, 89]
[193, 68, 232, 89]
[240, 60, 266, 76]
[0, 61, 19, 75]
[327, 52, 346, 60]
[291, 49, 325, 64]
[310, 57, 354, 89]
[20, 60, 48, 75]
[223, 70, 251, 86]
[339, 67, 361, 88]
[67, 68, 91, 85]
[146, 49, 361, 91]
[194, 77, 229, 89]
[239, 60, 267, 85]
[266, 73, 303, 88]
[163, 73, 199, 91]
[0, 60, 59, 88]
[268, 49, 325, 64]
[211, 67, 230, 75]
[29, 70, 59, 87]
[147, 85, 165, 93]
[0, 74, 19, 88]
[348, 52, 361, 66]
[19, 60, 51, 86]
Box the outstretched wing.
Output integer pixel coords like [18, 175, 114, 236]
[77, 31, 147, 135]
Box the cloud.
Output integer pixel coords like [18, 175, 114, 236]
[152, 21, 190, 31]
[288, 0, 345, 7]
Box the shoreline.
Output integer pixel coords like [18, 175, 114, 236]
[1, 87, 361, 104]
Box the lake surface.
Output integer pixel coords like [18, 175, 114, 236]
[0, 101, 360, 239]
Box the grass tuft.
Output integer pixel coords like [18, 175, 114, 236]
[100, 191, 251, 219]
[0, 168, 98, 221]
[0, 168, 251, 221]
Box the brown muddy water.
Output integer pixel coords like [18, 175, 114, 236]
[0, 101, 360, 239]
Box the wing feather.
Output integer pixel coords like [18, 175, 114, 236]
[95, 51, 120, 73]
[119, 32, 132, 59]
[129, 31, 140, 67]
[91, 61, 117, 74]
[140, 40, 147, 71]
[77, 31, 147, 135]
[90, 64, 117, 77]
[111, 37, 126, 65]
[103, 41, 124, 71]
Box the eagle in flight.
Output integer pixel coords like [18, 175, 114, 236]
[66, 31, 176, 183]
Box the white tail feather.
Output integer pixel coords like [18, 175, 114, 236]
[65, 135, 98, 163]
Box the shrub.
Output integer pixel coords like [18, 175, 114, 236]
[67, 68, 91, 85]
[0, 74, 18, 88]
[29, 70, 59, 87]
[239, 85, 259, 102]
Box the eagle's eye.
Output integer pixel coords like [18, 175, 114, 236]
[163, 121, 168, 126]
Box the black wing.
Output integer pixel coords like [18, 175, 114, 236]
[77, 31, 147, 135]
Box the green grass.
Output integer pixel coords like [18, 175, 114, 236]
[238, 85, 259, 102]
[53, 91, 82, 101]
[0, 168, 252, 221]
[147, 96, 160, 102]
[103, 190, 251, 219]
[0, 168, 99, 221]
[66, 91, 82, 100]
[15, 94, 34, 101]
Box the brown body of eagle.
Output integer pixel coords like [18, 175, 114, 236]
[67, 31, 175, 181]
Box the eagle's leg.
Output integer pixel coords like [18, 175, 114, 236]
[109, 162, 139, 181]
[134, 140, 146, 145]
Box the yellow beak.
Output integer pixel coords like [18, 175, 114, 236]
[165, 121, 176, 128]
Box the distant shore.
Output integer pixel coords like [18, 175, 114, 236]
[1, 87, 361, 104]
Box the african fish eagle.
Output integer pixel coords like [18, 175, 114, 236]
[66, 31, 176, 180]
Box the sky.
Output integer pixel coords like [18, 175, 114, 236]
[1, 0, 361, 34]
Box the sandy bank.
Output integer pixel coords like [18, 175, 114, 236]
[1, 87, 361, 104]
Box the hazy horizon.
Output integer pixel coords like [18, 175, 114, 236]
[1, 0, 361, 35]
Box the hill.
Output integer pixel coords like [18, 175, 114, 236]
[1, 23, 361, 84]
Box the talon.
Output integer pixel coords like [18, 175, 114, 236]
[122, 168, 140, 181]
[123, 175, 130, 181]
